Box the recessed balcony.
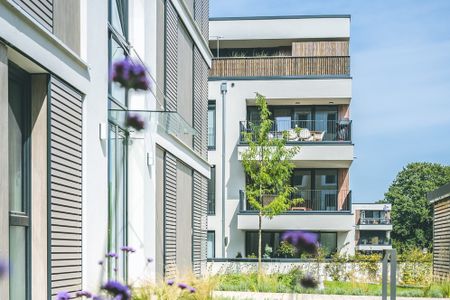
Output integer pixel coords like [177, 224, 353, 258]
[239, 189, 352, 213]
[239, 119, 352, 144]
[209, 56, 350, 78]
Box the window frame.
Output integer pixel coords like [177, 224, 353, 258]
[8, 62, 32, 300]
[207, 231, 216, 259]
[207, 166, 216, 215]
[208, 100, 216, 150]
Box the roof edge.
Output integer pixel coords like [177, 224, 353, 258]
[210, 15, 351, 21]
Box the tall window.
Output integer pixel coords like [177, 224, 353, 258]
[8, 63, 31, 300]
[208, 101, 216, 149]
[108, 0, 129, 281]
[109, 0, 129, 109]
[108, 124, 128, 281]
[207, 231, 215, 258]
[207, 166, 216, 215]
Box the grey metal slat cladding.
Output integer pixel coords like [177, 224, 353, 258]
[193, 47, 208, 158]
[192, 172, 208, 276]
[194, 0, 209, 40]
[164, 153, 177, 278]
[49, 76, 83, 298]
[12, 0, 54, 31]
[165, 1, 178, 111]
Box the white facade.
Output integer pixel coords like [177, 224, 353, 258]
[207, 16, 356, 259]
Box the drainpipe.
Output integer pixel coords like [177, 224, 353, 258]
[220, 82, 227, 257]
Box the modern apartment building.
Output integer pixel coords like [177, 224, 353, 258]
[206, 15, 355, 259]
[0, 0, 211, 299]
[353, 203, 392, 253]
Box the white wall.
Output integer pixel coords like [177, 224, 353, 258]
[210, 17, 350, 41]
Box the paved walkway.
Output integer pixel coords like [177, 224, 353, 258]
[213, 291, 447, 300]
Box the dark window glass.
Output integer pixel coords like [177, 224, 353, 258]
[110, 0, 128, 38]
[207, 166, 216, 215]
[208, 101, 216, 149]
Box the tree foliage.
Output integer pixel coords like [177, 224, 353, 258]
[241, 93, 301, 273]
[383, 162, 450, 252]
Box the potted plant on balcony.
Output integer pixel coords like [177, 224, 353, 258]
[241, 93, 301, 277]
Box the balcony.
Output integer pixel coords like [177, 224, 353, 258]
[239, 189, 352, 213]
[356, 235, 392, 251]
[239, 119, 352, 144]
[209, 56, 350, 78]
[357, 217, 392, 231]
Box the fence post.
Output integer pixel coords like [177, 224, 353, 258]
[382, 249, 397, 300]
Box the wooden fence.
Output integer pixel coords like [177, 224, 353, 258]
[209, 56, 350, 77]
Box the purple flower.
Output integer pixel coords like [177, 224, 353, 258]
[111, 57, 151, 91]
[92, 296, 104, 300]
[281, 231, 319, 254]
[178, 283, 188, 290]
[300, 274, 318, 289]
[76, 290, 93, 298]
[125, 113, 145, 131]
[102, 280, 131, 300]
[120, 246, 136, 253]
[106, 252, 119, 259]
[56, 291, 70, 300]
[0, 259, 8, 278]
[188, 286, 196, 293]
[166, 279, 175, 286]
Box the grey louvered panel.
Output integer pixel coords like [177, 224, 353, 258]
[165, 1, 178, 111]
[193, 48, 208, 158]
[192, 172, 208, 276]
[12, 0, 54, 31]
[164, 153, 177, 278]
[49, 76, 82, 297]
[194, 0, 209, 40]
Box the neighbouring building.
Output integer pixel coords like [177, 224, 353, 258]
[353, 203, 392, 253]
[206, 15, 355, 259]
[0, 0, 211, 299]
[428, 182, 450, 279]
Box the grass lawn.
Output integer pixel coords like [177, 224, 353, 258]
[216, 273, 450, 298]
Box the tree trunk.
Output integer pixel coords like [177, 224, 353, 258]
[258, 211, 262, 276]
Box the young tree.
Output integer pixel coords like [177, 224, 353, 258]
[241, 93, 301, 274]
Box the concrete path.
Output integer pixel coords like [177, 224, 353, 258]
[213, 291, 447, 300]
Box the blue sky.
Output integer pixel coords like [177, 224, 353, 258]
[210, 0, 450, 202]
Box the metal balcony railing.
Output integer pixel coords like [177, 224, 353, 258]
[239, 189, 352, 212]
[359, 217, 391, 225]
[209, 56, 351, 78]
[358, 237, 392, 246]
[239, 119, 352, 143]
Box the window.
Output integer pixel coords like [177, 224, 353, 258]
[207, 231, 215, 258]
[109, 0, 129, 109]
[8, 63, 31, 300]
[245, 231, 337, 258]
[207, 166, 216, 215]
[208, 101, 216, 149]
[108, 124, 128, 281]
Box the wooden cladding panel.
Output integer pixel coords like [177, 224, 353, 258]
[338, 169, 350, 210]
[164, 153, 177, 278]
[292, 41, 349, 57]
[209, 56, 350, 78]
[192, 172, 208, 276]
[49, 76, 83, 299]
[12, 0, 53, 31]
[433, 198, 450, 279]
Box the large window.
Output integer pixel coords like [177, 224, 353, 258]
[8, 63, 31, 300]
[109, 0, 129, 109]
[208, 101, 216, 149]
[207, 166, 216, 215]
[245, 231, 337, 258]
[207, 231, 215, 259]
